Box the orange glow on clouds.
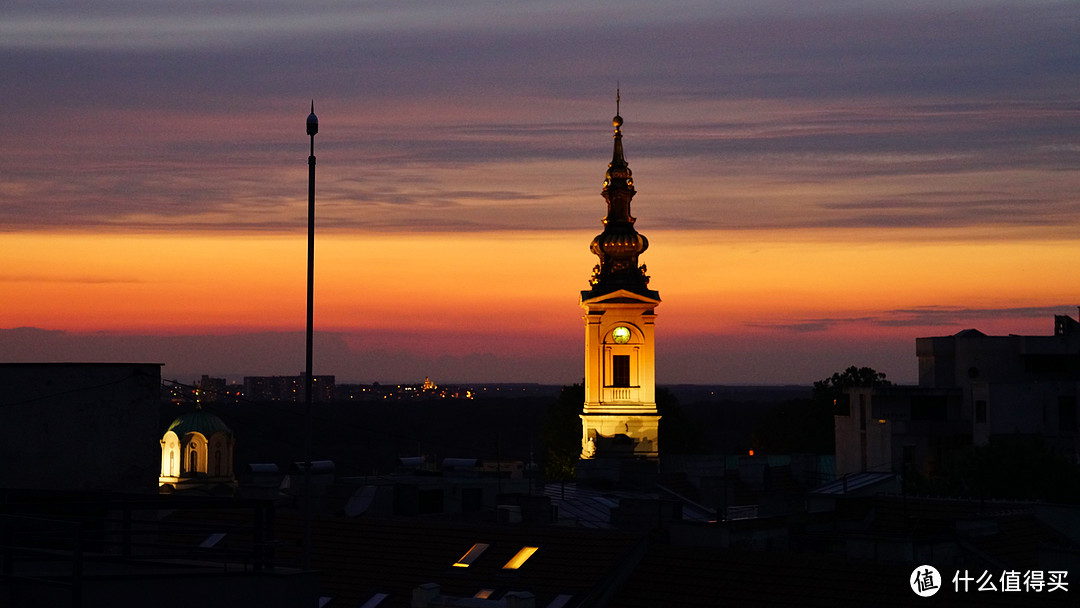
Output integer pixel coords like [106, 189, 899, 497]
[4, 229, 1079, 343]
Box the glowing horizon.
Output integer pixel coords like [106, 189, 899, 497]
[4, 227, 1078, 384]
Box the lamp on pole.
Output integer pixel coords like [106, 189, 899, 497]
[303, 101, 318, 571]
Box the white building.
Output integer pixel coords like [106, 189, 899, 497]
[836, 314, 1080, 477]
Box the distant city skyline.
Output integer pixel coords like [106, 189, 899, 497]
[2, 1, 1079, 385]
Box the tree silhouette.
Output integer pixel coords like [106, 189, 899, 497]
[656, 387, 707, 454]
[812, 365, 891, 404]
[541, 383, 584, 481]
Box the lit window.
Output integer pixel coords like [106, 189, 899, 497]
[453, 542, 490, 568]
[502, 546, 538, 570]
[473, 590, 495, 599]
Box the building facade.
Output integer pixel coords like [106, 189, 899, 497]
[836, 314, 1080, 477]
[243, 373, 335, 402]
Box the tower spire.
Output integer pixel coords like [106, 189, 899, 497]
[606, 88, 630, 193]
[586, 97, 655, 298]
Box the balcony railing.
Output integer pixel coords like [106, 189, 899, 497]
[603, 386, 639, 402]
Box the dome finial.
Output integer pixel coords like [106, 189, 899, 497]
[613, 86, 622, 131]
[605, 89, 630, 191]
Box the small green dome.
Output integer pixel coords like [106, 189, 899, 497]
[167, 409, 232, 438]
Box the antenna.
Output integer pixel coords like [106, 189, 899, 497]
[616, 85, 620, 116]
[302, 101, 319, 572]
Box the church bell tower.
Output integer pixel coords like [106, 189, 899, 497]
[579, 98, 661, 478]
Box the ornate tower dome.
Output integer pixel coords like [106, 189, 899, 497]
[585, 99, 657, 300]
[166, 409, 233, 438]
[159, 405, 236, 493]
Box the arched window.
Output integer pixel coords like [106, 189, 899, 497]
[189, 448, 198, 474]
[169, 450, 175, 476]
[214, 449, 222, 477]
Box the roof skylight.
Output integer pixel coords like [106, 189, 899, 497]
[502, 546, 539, 570]
[453, 542, 491, 568]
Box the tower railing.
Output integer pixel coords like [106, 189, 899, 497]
[601, 386, 644, 403]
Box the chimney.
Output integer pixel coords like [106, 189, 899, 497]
[412, 583, 440, 608]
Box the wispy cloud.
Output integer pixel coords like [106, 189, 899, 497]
[0, 274, 150, 285]
[746, 305, 1078, 333]
[0, 2, 1077, 234]
[876, 305, 1079, 328]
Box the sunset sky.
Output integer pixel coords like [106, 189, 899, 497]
[2, 1, 1078, 385]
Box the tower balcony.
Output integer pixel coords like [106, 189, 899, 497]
[604, 386, 640, 403]
[582, 387, 658, 415]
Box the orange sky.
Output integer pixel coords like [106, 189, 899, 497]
[5, 228, 1078, 384]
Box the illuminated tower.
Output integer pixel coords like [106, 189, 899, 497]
[159, 405, 236, 493]
[579, 99, 661, 479]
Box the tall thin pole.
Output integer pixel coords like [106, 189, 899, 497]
[303, 101, 318, 571]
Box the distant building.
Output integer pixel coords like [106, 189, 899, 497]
[195, 374, 227, 403]
[243, 373, 334, 402]
[0, 362, 162, 493]
[243, 374, 299, 401]
[836, 313, 1080, 477]
[577, 108, 662, 487]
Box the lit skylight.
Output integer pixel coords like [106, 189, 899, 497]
[502, 546, 539, 570]
[453, 542, 490, 568]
